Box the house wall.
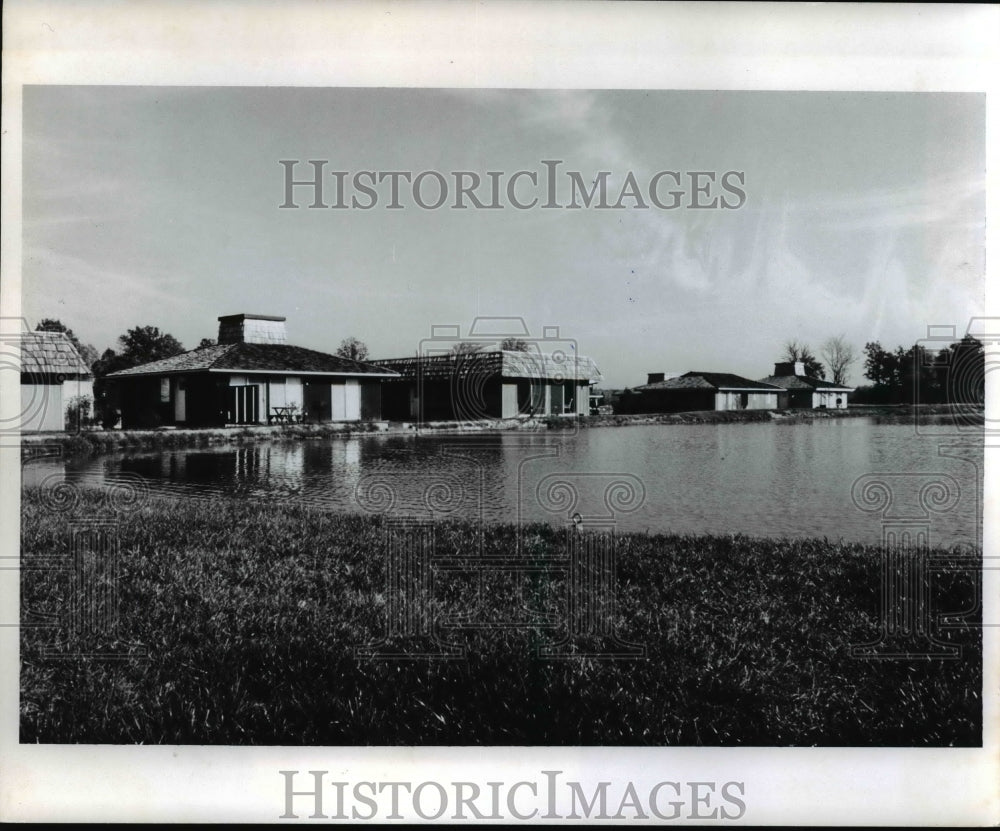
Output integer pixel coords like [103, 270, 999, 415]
[360, 381, 382, 421]
[62, 377, 94, 408]
[266, 377, 303, 411]
[331, 383, 346, 421]
[302, 380, 332, 422]
[19, 376, 95, 432]
[185, 376, 229, 426]
[378, 377, 588, 422]
[344, 379, 361, 421]
[172, 377, 187, 422]
[20, 381, 65, 432]
[119, 377, 170, 429]
[379, 381, 411, 421]
[621, 388, 715, 414]
[501, 383, 519, 418]
[714, 391, 777, 411]
[228, 375, 366, 424]
[330, 380, 362, 421]
[118, 372, 372, 427]
[785, 390, 814, 409]
[813, 390, 848, 409]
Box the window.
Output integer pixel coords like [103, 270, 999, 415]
[160, 378, 170, 403]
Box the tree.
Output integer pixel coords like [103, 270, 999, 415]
[335, 336, 370, 362]
[35, 318, 99, 368]
[196, 337, 216, 350]
[500, 338, 530, 351]
[860, 340, 958, 405]
[940, 335, 985, 406]
[863, 341, 897, 387]
[895, 344, 933, 404]
[450, 341, 484, 356]
[820, 335, 857, 386]
[116, 326, 185, 365]
[782, 339, 825, 379]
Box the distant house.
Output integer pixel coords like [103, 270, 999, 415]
[371, 349, 602, 421]
[107, 314, 398, 429]
[618, 371, 783, 414]
[20, 331, 93, 432]
[758, 362, 853, 409]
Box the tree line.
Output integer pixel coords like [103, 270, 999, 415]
[779, 334, 986, 406]
[855, 336, 985, 405]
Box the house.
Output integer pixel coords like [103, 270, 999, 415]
[757, 361, 853, 409]
[20, 331, 94, 432]
[617, 371, 783, 414]
[371, 349, 602, 421]
[107, 314, 399, 429]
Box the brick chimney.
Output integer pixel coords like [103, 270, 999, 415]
[774, 361, 806, 377]
[647, 372, 665, 384]
[217, 314, 288, 345]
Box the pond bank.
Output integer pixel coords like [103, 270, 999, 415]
[20, 403, 982, 458]
[20, 488, 981, 745]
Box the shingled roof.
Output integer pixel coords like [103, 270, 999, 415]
[633, 371, 782, 392]
[371, 350, 602, 384]
[758, 373, 853, 391]
[19, 332, 91, 376]
[107, 342, 399, 378]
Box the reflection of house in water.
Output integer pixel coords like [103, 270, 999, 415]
[107, 314, 399, 429]
[371, 350, 602, 421]
[122, 440, 373, 503]
[757, 362, 853, 409]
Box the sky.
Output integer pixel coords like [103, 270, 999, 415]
[21, 87, 985, 388]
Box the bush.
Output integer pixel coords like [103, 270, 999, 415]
[64, 395, 94, 431]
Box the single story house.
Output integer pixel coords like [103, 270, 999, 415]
[758, 361, 853, 409]
[20, 331, 94, 432]
[370, 349, 602, 421]
[107, 314, 399, 429]
[617, 371, 783, 414]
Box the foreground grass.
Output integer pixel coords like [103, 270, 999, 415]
[20, 488, 981, 745]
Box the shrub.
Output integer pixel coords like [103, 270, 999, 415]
[64, 395, 94, 431]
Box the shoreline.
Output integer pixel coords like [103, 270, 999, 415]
[20, 403, 983, 458]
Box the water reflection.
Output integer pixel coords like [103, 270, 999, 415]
[21, 420, 983, 546]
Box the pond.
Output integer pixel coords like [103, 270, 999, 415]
[23, 418, 983, 546]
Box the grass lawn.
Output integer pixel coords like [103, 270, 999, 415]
[19, 487, 981, 745]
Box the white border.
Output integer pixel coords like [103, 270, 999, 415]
[2, 1, 997, 824]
